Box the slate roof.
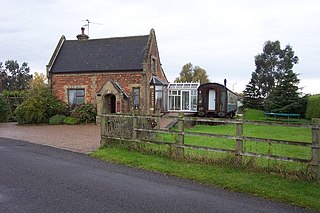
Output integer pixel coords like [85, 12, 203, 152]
[50, 35, 149, 73]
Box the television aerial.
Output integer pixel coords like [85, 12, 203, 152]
[82, 19, 102, 36]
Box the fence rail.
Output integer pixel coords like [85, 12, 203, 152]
[100, 113, 320, 179]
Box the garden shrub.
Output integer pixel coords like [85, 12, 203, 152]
[49, 114, 67, 125]
[64, 117, 80, 125]
[305, 94, 320, 119]
[1, 90, 27, 121]
[15, 86, 67, 124]
[0, 95, 9, 122]
[70, 104, 97, 123]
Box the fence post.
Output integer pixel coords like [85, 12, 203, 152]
[173, 112, 184, 158]
[132, 115, 137, 140]
[100, 114, 107, 146]
[235, 122, 243, 164]
[311, 127, 319, 179]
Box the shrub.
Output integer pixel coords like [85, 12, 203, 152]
[1, 90, 27, 121]
[70, 104, 97, 123]
[306, 94, 320, 119]
[49, 114, 67, 125]
[64, 117, 80, 125]
[15, 86, 67, 124]
[0, 95, 9, 122]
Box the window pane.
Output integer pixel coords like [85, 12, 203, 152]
[155, 85, 163, 91]
[155, 91, 163, 109]
[76, 97, 84, 105]
[182, 91, 189, 110]
[191, 96, 197, 111]
[174, 96, 180, 110]
[76, 89, 84, 96]
[133, 88, 140, 108]
[169, 96, 174, 110]
[68, 90, 76, 105]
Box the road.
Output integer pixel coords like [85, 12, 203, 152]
[0, 137, 312, 213]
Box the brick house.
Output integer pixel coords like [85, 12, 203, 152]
[46, 28, 168, 118]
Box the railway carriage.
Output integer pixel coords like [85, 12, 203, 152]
[197, 83, 237, 118]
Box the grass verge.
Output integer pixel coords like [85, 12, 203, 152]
[90, 146, 320, 211]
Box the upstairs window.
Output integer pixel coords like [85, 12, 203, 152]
[68, 89, 85, 105]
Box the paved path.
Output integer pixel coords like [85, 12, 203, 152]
[0, 123, 100, 153]
[0, 138, 313, 213]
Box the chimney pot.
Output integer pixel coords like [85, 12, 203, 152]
[77, 27, 89, 40]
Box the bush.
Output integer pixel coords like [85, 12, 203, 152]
[0, 95, 9, 122]
[70, 104, 96, 123]
[15, 86, 67, 124]
[49, 114, 67, 125]
[1, 90, 27, 121]
[64, 117, 80, 125]
[306, 94, 320, 119]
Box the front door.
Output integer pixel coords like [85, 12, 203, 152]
[182, 90, 190, 111]
[104, 94, 116, 113]
[208, 89, 216, 110]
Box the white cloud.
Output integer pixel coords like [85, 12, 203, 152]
[0, 0, 319, 94]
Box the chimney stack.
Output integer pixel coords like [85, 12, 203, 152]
[76, 27, 89, 40]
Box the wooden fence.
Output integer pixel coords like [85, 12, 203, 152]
[100, 113, 320, 178]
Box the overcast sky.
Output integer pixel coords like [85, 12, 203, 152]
[1, 0, 319, 94]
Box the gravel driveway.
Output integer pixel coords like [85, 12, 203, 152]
[0, 123, 100, 153]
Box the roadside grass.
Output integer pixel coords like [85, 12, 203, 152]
[90, 146, 320, 211]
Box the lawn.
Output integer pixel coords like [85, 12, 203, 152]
[157, 123, 312, 167]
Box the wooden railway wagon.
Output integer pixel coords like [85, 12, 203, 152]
[197, 83, 238, 118]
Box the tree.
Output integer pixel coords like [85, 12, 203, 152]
[175, 63, 193, 82]
[193, 66, 210, 84]
[0, 60, 32, 92]
[29, 72, 47, 95]
[265, 70, 304, 114]
[242, 72, 264, 110]
[243, 40, 299, 109]
[174, 63, 210, 84]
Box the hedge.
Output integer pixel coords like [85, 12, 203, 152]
[306, 94, 320, 119]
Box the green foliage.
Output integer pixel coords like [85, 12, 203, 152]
[243, 40, 299, 110]
[70, 104, 97, 123]
[306, 95, 320, 119]
[63, 116, 80, 125]
[0, 60, 32, 92]
[265, 70, 305, 114]
[49, 114, 67, 125]
[242, 73, 264, 110]
[2, 90, 28, 97]
[15, 85, 67, 124]
[0, 95, 9, 122]
[1, 90, 28, 121]
[174, 63, 210, 84]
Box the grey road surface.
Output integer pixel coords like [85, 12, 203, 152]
[0, 137, 313, 213]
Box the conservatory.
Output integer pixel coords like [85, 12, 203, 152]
[167, 82, 200, 112]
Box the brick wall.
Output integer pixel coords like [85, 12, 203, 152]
[51, 71, 144, 113]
